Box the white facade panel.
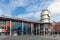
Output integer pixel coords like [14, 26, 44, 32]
[42, 19, 50, 23]
[41, 11, 49, 15]
[41, 15, 49, 19]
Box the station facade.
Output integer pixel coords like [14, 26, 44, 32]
[0, 9, 51, 36]
[0, 19, 41, 36]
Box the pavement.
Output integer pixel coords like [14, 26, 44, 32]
[0, 35, 60, 40]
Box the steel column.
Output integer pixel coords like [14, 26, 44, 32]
[22, 21, 24, 35]
[31, 23, 34, 35]
[10, 20, 12, 35]
[39, 24, 40, 35]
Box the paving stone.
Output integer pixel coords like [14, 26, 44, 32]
[0, 35, 60, 40]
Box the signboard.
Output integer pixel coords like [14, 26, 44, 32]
[2, 29, 7, 32]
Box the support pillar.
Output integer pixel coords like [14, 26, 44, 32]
[22, 21, 24, 35]
[38, 24, 40, 35]
[31, 23, 34, 35]
[6, 21, 8, 35]
[10, 20, 12, 36]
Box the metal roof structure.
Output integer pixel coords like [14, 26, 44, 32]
[0, 16, 51, 24]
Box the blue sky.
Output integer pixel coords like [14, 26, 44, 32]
[0, 0, 60, 22]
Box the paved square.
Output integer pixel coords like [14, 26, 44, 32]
[0, 35, 60, 40]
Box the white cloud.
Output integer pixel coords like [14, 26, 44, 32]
[51, 15, 60, 22]
[0, 7, 12, 17]
[8, 0, 28, 9]
[4, 13, 12, 17]
[17, 11, 40, 20]
[48, 0, 60, 15]
[0, 0, 27, 17]
[48, 0, 60, 22]
[53, 0, 60, 2]
[16, 0, 51, 20]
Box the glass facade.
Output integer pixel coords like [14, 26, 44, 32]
[23, 23, 31, 35]
[0, 20, 50, 36]
[11, 22, 31, 35]
[11, 22, 22, 35]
